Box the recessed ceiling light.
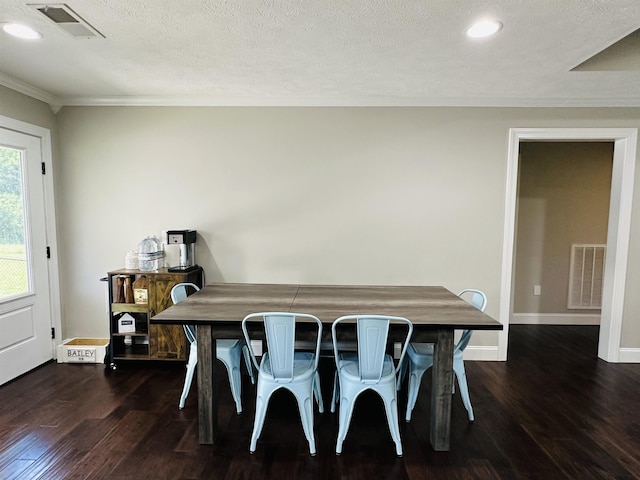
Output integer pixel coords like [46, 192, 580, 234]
[2, 23, 43, 40]
[466, 19, 503, 39]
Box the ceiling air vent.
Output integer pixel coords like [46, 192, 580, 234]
[28, 3, 104, 39]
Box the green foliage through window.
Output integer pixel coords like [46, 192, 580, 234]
[0, 147, 24, 244]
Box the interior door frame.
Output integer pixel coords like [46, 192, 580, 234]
[0, 114, 61, 358]
[499, 127, 638, 362]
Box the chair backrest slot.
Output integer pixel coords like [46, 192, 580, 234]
[264, 314, 296, 380]
[357, 318, 391, 382]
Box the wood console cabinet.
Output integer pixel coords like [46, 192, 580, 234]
[107, 267, 203, 369]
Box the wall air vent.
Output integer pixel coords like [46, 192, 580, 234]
[28, 3, 104, 39]
[568, 244, 606, 310]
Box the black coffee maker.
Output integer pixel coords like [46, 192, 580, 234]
[167, 230, 198, 272]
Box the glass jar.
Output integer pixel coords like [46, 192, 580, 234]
[124, 250, 139, 270]
[138, 236, 160, 271]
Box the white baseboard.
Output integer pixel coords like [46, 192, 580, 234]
[618, 348, 640, 363]
[463, 346, 500, 361]
[250, 339, 262, 357]
[464, 345, 638, 363]
[257, 335, 636, 362]
[510, 313, 600, 325]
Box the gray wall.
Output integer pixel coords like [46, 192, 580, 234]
[54, 106, 640, 351]
[514, 142, 613, 314]
[0, 85, 57, 132]
[3, 90, 640, 353]
[56, 107, 508, 347]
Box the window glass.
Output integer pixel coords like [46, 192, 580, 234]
[0, 146, 29, 299]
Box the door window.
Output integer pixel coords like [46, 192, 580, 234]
[0, 145, 29, 300]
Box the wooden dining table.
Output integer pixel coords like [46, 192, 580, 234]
[151, 282, 503, 451]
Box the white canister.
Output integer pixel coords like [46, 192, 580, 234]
[125, 250, 139, 270]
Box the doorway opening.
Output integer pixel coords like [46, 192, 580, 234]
[499, 128, 638, 362]
[512, 141, 612, 328]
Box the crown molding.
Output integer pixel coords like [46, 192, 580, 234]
[0, 73, 61, 112]
[53, 94, 640, 108]
[3, 74, 640, 108]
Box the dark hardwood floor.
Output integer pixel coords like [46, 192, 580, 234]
[1, 325, 639, 479]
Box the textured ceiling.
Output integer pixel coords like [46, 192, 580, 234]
[572, 28, 640, 71]
[1, 0, 640, 108]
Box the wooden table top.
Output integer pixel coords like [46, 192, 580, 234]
[152, 283, 503, 331]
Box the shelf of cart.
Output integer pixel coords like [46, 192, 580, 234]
[111, 303, 148, 313]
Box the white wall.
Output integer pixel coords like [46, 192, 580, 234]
[48, 106, 640, 353]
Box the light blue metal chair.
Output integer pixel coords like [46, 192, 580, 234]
[330, 315, 413, 456]
[402, 288, 487, 423]
[242, 312, 324, 455]
[171, 283, 254, 413]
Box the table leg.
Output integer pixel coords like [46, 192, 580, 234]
[430, 329, 454, 451]
[196, 324, 217, 444]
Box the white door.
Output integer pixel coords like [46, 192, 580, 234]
[0, 127, 53, 385]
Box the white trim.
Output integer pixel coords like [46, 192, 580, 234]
[53, 95, 640, 108]
[463, 346, 500, 361]
[618, 348, 640, 363]
[0, 114, 61, 359]
[500, 128, 637, 363]
[41, 128, 62, 359]
[510, 313, 600, 325]
[497, 130, 521, 361]
[0, 73, 59, 107]
[4, 75, 640, 109]
[250, 339, 263, 357]
[599, 134, 637, 362]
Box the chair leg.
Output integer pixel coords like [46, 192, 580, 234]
[242, 344, 255, 384]
[381, 389, 403, 457]
[229, 363, 243, 414]
[335, 388, 356, 454]
[396, 356, 407, 391]
[218, 346, 243, 414]
[179, 344, 197, 409]
[330, 371, 339, 413]
[294, 387, 317, 455]
[314, 371, 324, 413]
[250, 388, 272, 453]
[405, 364, 428, 422]
[453, 359, 474, 422]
